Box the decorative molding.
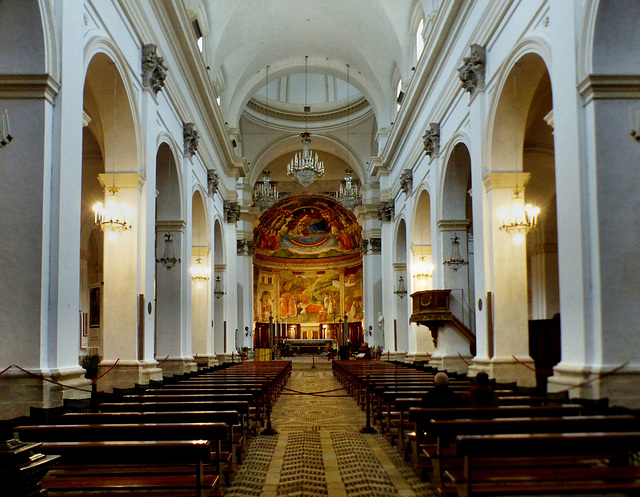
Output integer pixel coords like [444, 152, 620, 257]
[183, 123, 199, 157]
[155, 220, 186, 233]
[141, 44, 168, 95]
[369, 237, 382, 254]
[458, 44, 485, 95]
[247, 96, 369, 122]
[359, 238, 369, 254]
[207, 169, 219, 197]
[0, 74, 61, 104]
[237, 240, 256, 256]
[400, 169, 413, 196]
[422, 122, 440, 158]
[377, 200, 394, 222]
[224, 200, 241, 223]
[577, 75, 640, 104]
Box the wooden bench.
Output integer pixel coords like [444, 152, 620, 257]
[428, 414, 640, 492]
[15, 422, 229, 477]
[38, 440, 217, 497]
[445, 431, 640, 497]
[57, 410, 244, 466]
[408, 405, 583, 476]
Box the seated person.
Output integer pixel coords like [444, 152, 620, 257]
[422, 372, 461, 408]
[467, 371, 499, 407]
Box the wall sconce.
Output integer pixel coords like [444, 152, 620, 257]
[394, 275, 407, 298]
[443, 234, 468, 270]
[413, 256, 434, 279]
[244, 326, 252, 338]
[214, 275, 226, 299]
[157, 233, 180, 270]
[0, 109, 12, 148]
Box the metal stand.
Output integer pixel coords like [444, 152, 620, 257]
[261, 383, 278, 435]
[360, 375, 377, 433]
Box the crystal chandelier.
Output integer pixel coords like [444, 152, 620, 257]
[443, 234, 467, 270]
[255, 169, 278, 211]
[287, 56, 325, 187]
[190, 257, 210, 289]
[93, 186, 132, 242]
[214, 275, 226, 299]
[287, 132, 324, 187]
[413, 257, 434, 279]
[93, 69, 133, 242]
[394, 276, 407, 298]
[337, 169, 359, 210]
[498, 188, 540, 244]
[157, 233, 180, 269]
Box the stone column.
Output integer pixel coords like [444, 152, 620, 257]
[362, 238, 383, 349]
[236, 240, 255, 349]
[481, 172, 535, 386]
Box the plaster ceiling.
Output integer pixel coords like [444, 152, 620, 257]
[202, 0, 419, 129]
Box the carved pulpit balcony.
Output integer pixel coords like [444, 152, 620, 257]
[410, 289, 475, 349]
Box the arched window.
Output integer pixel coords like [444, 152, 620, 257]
[416, 18, 425, 61]
[396, 78, 404, 112]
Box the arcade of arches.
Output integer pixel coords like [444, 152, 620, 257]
[2, 0, 640, 422]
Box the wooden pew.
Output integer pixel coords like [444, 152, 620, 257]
[16, 422, 229, 475]
[56, 410, 243, 467]
[408, 405, 584, 477]
[445, 432, 640, 497]
[428, 414, 640, 492]
[38, 440, 217, 497]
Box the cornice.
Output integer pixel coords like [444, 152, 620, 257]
[0, 74, 61, 104]
[578, 75, 640, 104]
[246, 97, 369, 123]
[253, 251, 362, 272]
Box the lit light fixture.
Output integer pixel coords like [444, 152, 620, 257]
[255, 169, 278, 212]
[338, 169, 359, 210]
[157, 233, 180, 269]
[214, 275, 226, 299]
[443, 234, 468, 270]
[287, 56, 325, 187]
[93, 186, 132, 242]
[394, 275, 407, 298]
[497, 188, 540, 244]
[190, 257, 210, 289]
[93, 69, 133, 242]
[336, 63, 360, 210]
[413, 257, 434, 279]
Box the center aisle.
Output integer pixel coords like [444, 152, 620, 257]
[225, 357, 434, 497]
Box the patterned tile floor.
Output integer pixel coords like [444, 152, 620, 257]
[225, 357, 433, 497]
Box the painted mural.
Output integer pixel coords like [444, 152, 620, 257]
[254, 195, 361, 259]
[252, 195, 364, 326]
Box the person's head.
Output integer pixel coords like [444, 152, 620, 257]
[434, 372, 449, 387]
[474, 372, 490, 386]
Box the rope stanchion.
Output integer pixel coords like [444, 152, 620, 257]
[311, 352, 315, 369]
[360, 375, 376, 434]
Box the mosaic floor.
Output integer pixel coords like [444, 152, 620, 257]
[225, 357, 433, 497]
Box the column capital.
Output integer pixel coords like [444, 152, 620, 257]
[482, 172, 530, 192]
[98, 173, 145, 191]
[437, 219, 470, 231]
[155, 220, 186, 233]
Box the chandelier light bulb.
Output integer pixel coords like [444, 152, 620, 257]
[498, 189, 540, 243]
[93, 186, 132, 241]
[190, 257, 210, 286]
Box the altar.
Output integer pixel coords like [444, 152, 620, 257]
[285, 338, 334, 354]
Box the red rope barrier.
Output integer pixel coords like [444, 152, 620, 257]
[94, 358, 121, 380]
[283, 386, 345, 395]
[0, 365, 13, 377]
[458, 353, 471, 365]
[10, 364, 93, 393]
[511, 355, 554, 376]
[156, 355, 170, 366]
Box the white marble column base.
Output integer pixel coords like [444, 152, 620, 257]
[548, 363, 640, 409]
[96, 360, 163, 393]
[0, 366, 91, 420]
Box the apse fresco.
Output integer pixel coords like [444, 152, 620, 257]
[253, 195, 363, 326]
[254, 195, 361, 258]
[279, 270, 340, 323]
